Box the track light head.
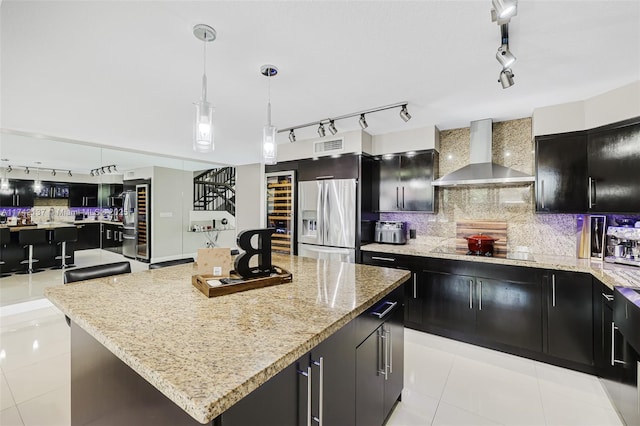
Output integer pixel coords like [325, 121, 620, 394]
[51, 169, 56, 176]
[68, 170, 72, 177]
[499, 68, 515, 89]
[496, 45, 516, 68]
[358, 114, 368, 130]
[491, 0, 517, 23]
[101, 167, 106, 173]
[318, 123, 326, 137]
[24, 167, 29, 174]
[90, 170, 95, 177]
[328, 120, 338, 135]
[400, 105, 411, 122]
[7, 165, 12, 173]
[288, 129, 296, 143]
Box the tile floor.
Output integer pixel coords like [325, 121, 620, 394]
[0, 300, 624, 426]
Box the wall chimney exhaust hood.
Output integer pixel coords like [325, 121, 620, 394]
[432, 119, 534, 187]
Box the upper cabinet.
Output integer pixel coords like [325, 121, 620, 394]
[69, 183, 99, 207]
[535, 132, 588, 213]
[0, 179, 35, 207]
[535, 117, 640, 214]
[378, 150, 437, 212]
[587, 119, 640, 213]
[296, 154, 359, 181]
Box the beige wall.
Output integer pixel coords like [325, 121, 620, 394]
[235, 163, 264, 234]
[151, 166, 188, 261]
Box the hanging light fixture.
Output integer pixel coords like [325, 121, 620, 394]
[318, 123, 326, 137]
[260, 64, 278, 165]
[1, 168, 8, 190]
[33, 168, 42, 192]
[288, 129, 296, 143]
[400, 105, 411, 122]
[359, 114, 368, 130]
[192, 24, 216, 154]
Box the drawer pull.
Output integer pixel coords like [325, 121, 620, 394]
[371, 301, 397, 319]
[371, 256, 395, 262]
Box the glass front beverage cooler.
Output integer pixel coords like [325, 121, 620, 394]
[265, 171, 295, 255]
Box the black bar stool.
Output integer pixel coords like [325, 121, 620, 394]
[0, 228, 10, 277]
[18, 228, 47, 274]
[53, 227, 78, 269]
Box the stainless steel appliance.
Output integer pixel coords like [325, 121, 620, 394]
[122, 190, 137, 259]
[605, 225, 640, 267]
[298, 178, 356, 263]
[374, 221, 407, 245]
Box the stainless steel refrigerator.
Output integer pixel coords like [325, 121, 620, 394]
[298, 178, 356, 263]
[122, 190, 137, 259]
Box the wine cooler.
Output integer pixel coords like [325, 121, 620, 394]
[266, 171, 295, 255]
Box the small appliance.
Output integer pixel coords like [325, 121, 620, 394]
[374, 221, 407, 245]
[605, 225, 640, 267]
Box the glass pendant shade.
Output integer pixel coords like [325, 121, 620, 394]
[1, 178, 9, 190]
[193, 100, 214, 153]
[263, 124, 277, 165]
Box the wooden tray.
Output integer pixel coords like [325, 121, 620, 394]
[192, 266, 293, 297]
[455, 220, 508, 254]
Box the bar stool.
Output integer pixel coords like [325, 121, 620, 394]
[0, 228, 10, 277]
[18, 228, 47, 274]
[53, 227, 77, 269]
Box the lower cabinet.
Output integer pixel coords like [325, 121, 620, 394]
[355, 300, 404, 426]
[544, 270, 593, 366]
[218, 282, 406, 426]
[74, 223, 100, 251]
[422, 270, 476, 336]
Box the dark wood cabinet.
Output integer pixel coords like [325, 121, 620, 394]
[34, 181, 69, 199]
[1, 179, 35, 207]
[405, 271, 424, 326]
[69, 183, 99, 207]
[74, 223, 100, 250]
[545, 271, 593, 366]
[378, 150, 437, 212]
[587, 119, 640, 213]
[535, 117, 640, 214]
[422, 270, 476, 336]
[101, 223, 123, 253]
[535, 132, 588, 213]
[297, 154, 359, 181]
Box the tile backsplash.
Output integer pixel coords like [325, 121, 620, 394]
[381, 117, 581, 257]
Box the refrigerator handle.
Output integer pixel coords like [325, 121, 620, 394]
[323, 181, 330, 243]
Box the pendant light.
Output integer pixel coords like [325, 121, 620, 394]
[33, 167, 42, 192]
[192, 24, 216, 154]
[261, 65, 278, 165]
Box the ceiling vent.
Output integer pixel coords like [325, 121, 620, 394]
[313, 138, 344, 154]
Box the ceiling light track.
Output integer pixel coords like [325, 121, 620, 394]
[3, 164, 73, 177]
[491, 1, 518, 89]
[278, 102, 411, 139]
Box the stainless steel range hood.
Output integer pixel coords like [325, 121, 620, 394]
[432, 119, 534, 187]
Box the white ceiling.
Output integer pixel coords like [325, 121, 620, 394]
[1, 1, 639, 168]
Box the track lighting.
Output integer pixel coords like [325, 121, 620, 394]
[359, 114, 368, 130]
[51, 169, 56, 176]
[68, 170, 72, 177]
[400, 105, 411, 122]
[328, 120, 338, 135]
[496, 44, 516, 68]
[499, 68, 515, 88]
[278, 102, 410, 140]
[24, 167, 29, 174]
[7, 165, 12, 173]
[491, 0, 517, 24]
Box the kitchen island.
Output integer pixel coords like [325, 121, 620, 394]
[1, 223, 77, 272]
[45, 254, 410, 425]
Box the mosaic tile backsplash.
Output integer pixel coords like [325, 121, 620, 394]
[381, 118, 583, 257]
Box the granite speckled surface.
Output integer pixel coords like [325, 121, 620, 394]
[44, 255, 409, 424]
[362, 242, 640, 290]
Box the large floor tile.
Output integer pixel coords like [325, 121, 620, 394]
[0, 370, 16, 410]
[16, 384, 69, 426]
[4, 352, 70, 404]
[0, 406, 25, 426]
[0, 315, 69, 373]
[540, 385, 623, 426]
[405, 341, 454, 399]
[432, 401, 502, 426]
[535, 361, 613, 409]
[441, 357, 546, 425]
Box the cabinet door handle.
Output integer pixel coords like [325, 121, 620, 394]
[588, 177, 597, 208]
[384, 327, 390, 380]
[387, 327, 393, 374]
[551, 274, 556, 307]
[371, 301, 397, 319]
[602, 292, 614, 302]
[378, 328, 388, 380]
[396, 187, 399, 208]
[312, 357, 323, 426]
[315, 175, 334, 180]
[413, 273, 417, 299]
[478, 281, 483, 311]
[611, 322, 626, 366]
[469, 280, 473, 309]
[298, 366, 312, 426]
[402, 187, 405, 208]
[371, 256, 395, 262]
[16, 194, 19, 205]
[540, 180, 545, 209]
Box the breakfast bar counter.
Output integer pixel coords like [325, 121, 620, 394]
[45, 254, 410, 425]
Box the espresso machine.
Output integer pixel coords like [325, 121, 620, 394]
[605, 225, 640, 267]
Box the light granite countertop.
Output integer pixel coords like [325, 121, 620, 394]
[362, 242, 640, 290]
[44, 255, 409, 424]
